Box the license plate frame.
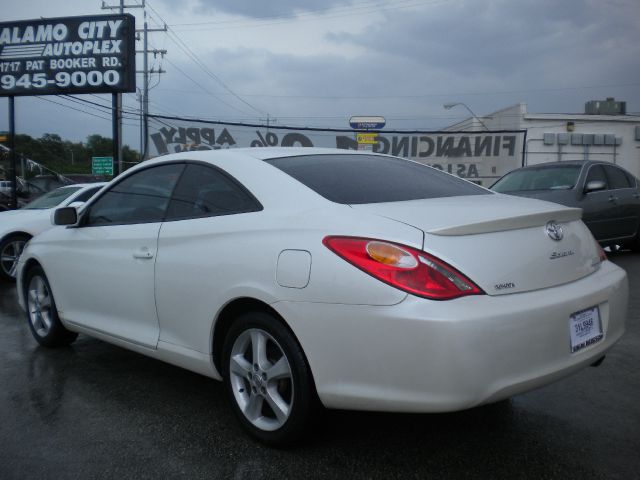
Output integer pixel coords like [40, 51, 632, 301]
[569, 306, 603, 353]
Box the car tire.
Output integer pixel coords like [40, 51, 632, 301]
[222, 311, 318, 446]
[24, 266, 78, 348]
[0, 233, 30, 282]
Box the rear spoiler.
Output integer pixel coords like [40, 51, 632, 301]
[427, 208, 582, 236]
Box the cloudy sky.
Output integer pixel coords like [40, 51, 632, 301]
[1, 0, 639, 152]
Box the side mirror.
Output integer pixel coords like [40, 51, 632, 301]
[52, 206, 78, 226]
[584, 180, 606, 194]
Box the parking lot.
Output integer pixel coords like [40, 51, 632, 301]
[0, 251, 638, 480]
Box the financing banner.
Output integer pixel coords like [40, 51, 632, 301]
[149, 116, 526, 186]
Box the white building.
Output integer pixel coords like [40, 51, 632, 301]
[447, 101, 640, 178]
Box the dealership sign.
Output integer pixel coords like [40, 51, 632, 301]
[0, 14, 135, 96]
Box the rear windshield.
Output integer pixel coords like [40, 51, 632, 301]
[492, 165, 582, 192]
[265, 154, 489, 204]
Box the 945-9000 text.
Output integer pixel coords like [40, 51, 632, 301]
[1, 70, 120, 90]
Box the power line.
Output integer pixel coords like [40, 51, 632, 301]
[61, 95, 140, 119]
[147, 112, 526, 134]
[34, 96, 138, 127]
[153, 82, 640, 101]
[160, 56, 253, 115]
[164, 30, 265, 115]
[144, 0, 268, 117]
[34, 96, 111, 122]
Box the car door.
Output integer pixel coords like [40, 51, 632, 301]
[154, 162, 263, 353]
[579, 164, 623, 242]
[602, 164, 639, 240]
[46, 163, 185, 349]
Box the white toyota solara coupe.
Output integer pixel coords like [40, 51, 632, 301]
[17, 148, 627, 445]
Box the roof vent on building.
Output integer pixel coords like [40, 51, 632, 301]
[585, 97, 626, 115]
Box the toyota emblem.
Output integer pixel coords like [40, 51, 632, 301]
[545, 221, 563, 241]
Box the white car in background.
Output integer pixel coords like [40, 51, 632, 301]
[16, 149, 627, 445]
[0, 180, 14, 194]
[0, 183, 105, 282]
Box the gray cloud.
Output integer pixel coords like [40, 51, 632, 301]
[327, 0, 640, 78]
[191, 0, 354, 18]
[2, 0, 638, 146]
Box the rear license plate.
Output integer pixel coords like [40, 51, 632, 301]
[569, 306, 603, 353]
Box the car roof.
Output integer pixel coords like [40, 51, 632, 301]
[516, 160, 631, 171]
[141, 147, 388, 167]
[518, 161, 589, 170]
[125, 148, 406, 210]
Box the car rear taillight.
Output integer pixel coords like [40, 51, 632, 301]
[323, 236, 484, 300]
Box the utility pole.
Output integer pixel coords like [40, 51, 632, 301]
[8, 96, 16, 209]
[102, 0, 144, 173]
[136, 11, 166, 161]
[260, 114, 277, 131]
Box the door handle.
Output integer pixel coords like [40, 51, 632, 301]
[608, 195, 618, 202]
[133, 247, 154, 259]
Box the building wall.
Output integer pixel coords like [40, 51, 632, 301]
[522, 120, 638, 177]
[479, 103, 640, 178]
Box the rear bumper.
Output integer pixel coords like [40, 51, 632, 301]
[273, 260, 627, 412]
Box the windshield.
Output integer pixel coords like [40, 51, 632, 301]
[24, 187, 82, 209]
[492, 165, 582, 193]
[266, 154, 489, 204]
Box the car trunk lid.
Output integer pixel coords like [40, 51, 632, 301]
[351, 194, 601, 295]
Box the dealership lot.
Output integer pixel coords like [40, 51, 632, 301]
[0, 251, 638, 479]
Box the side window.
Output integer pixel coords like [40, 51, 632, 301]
[585, 165, 608, 189]
[165, 164, 261, 221]
[73, 186, 102, 203]
[604, 165, 632, 190]
[86, 164, 185, 226]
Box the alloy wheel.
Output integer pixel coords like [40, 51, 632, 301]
[229, 328, 294, 431]
[0, 239, 27, 278]
[1, 238, 26, 278]
[27, 275, 54, 338]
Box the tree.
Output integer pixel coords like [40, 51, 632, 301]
[3, 133, 140, 177]
[39, 133, 66, 163]
[85, 134, 113, 159]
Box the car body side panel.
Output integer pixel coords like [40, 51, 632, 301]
[581, 189, 623, 241]
[0, 210, 51, 240]
[612, 186, 640, 239]
[154, 206, 421, 354]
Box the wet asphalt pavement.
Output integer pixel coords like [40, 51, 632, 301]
[1, 252, 639, 480]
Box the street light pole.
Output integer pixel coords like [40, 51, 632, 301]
[443, 102, 488, 130]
